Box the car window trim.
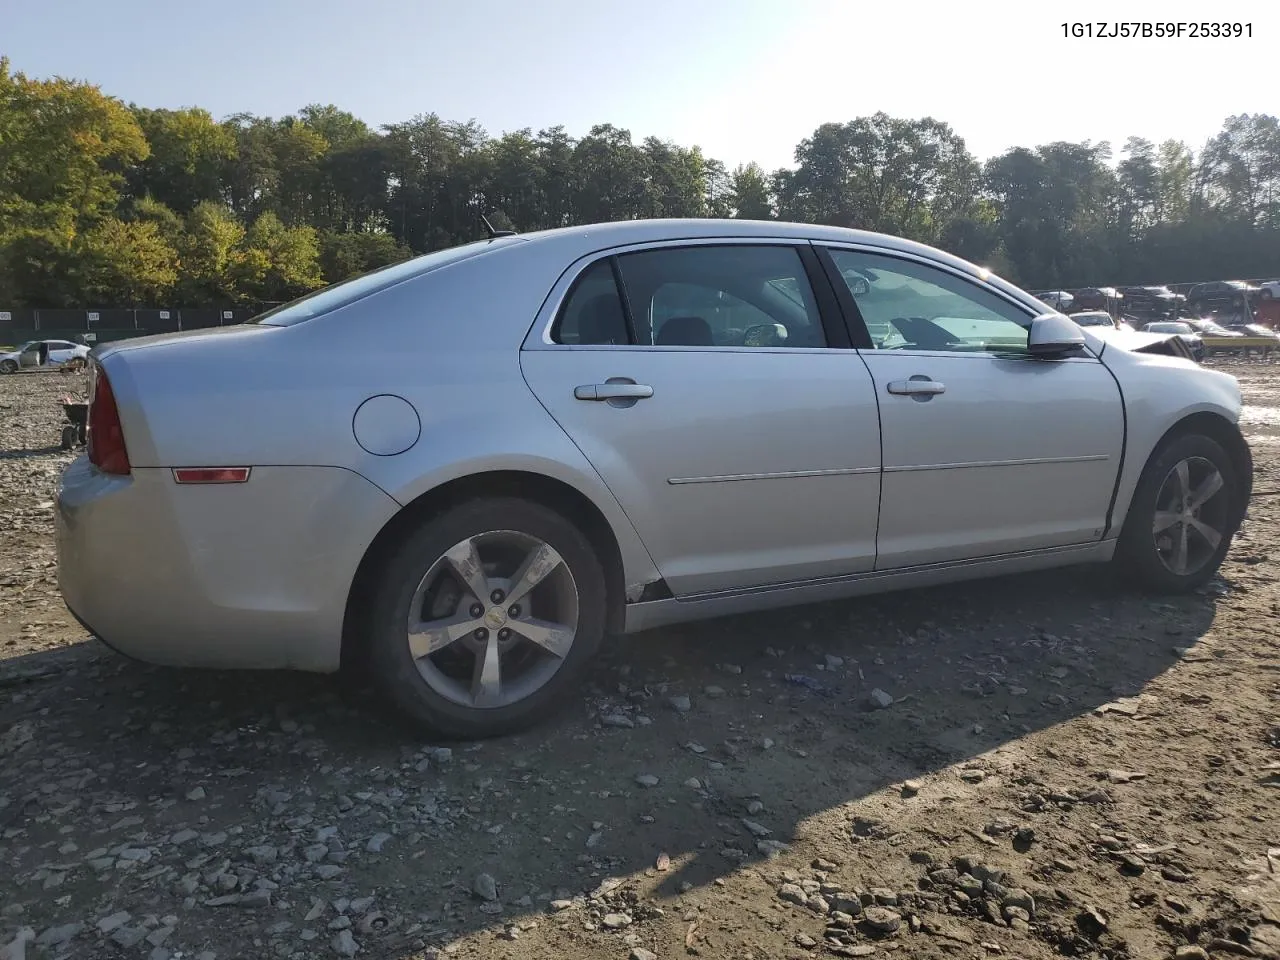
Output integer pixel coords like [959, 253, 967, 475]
[527, 237, 854, 352]
[812, 241, 1099, 361]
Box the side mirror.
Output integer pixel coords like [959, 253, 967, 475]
[1028, 313, 1087, 357]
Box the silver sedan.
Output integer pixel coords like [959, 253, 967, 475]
[56, 219, 1253, 737]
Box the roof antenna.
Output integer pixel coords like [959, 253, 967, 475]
[480, 214, 517, 239]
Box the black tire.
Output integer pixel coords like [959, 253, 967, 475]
[1114, 432, 1241, 593]
[60, 425, 77, 450]
[1262, 289, 1273, 300]
[364, 497, 608, 739]
[0, 360, 17, 374]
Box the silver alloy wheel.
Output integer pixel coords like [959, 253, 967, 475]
[1152, 456, 1230, 576]
[406, 530, 579, 709]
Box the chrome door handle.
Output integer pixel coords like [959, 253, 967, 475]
[574, 382, 654, 401]
[887, 378, 946, 396]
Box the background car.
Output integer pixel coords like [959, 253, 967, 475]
[1069, 310, 1120, 329]
[56, 219, 1252, 738]
[1255, 279, 1280, 300]
[1031, 290, 1074, 311]
[0, 339, 91, 373]
[1142, 320, 1206, 361]
[1118, 285, 1184, 319]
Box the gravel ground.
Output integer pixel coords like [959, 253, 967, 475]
[1, 362, 1279, 960]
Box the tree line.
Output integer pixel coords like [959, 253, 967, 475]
[2, 55, 1279, 310]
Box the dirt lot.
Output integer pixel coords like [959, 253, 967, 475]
[1, 362, 1278, 960]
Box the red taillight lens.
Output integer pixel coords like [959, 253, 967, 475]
[87, 366, 131, 475]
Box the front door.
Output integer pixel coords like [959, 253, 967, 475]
[821, 245, 1125, 570]
[521, 242, 882, 597]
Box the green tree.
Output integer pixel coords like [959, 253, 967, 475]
[127, 107, 237, 214]
[729, 163, 773, 219]
[78, 218, 179, 305]
[232, 211, 324, 303]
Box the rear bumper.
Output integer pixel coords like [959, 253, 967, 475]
[55, 457, 399, 672]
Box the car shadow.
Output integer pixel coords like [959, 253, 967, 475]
[0, 444, 67, 460]
[0, 564, 1222, 956]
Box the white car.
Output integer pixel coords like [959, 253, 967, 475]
[1257, 280, 1280, 300]
[0, 339, 91, 373]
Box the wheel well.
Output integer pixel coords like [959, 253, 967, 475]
[341, 470, 627, 674]
[1152, 411, 1254, 525]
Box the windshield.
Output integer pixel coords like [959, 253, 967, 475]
[1071, 313, 1113, 326]
[251, 236, 523, 327]
[1148, 322, 1193, 334]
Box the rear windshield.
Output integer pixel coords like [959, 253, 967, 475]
[251, 236, 523, 327]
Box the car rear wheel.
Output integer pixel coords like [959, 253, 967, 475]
[1115, 433, 1240, 592]
[364, 497, 607, 739]
[1261, 289, 1273, 300]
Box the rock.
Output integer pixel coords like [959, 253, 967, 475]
[111, 926, 148, 949]
[315, 865, 344, 880]
[549, 900, 574, 912]
[170, 829, 199, 845]
[756, 839, 789, 857]
[635, 774, 660, 788]
[365, 833, 391, 853]
[1077, 906, 1108, 938]
[630, 950, 658, 960]
[97, 912, 131, 933]
[1119, 854, 1147, 875]
[741, 819, 771, 837]
[870, 887, 897, 906]
[1013, 826, 1036, 850]
[868, 689, 894, 709]
[186, 786, 207, 801]
[703, 685, 726, 698]
[36, 923, 83, 948]
[1161, 866, 1193, 883]
[667, 696, 691, 713]
[1175, 948, 1209, 960]
[862, 907, 902, 933]
[331, 929, 359, 956]
[601, 713, 634, 729]
[824, 655, 844, 669]
[778, 883, 807, 906]
[1003, 906, 1031, 923]
[602, 913, 631, 929]
[683, 778, 702, 790]
[746, 800, 765, 815]
[901, 779, 922, 797]
[795, 932, 818, 948]
[245, 844, 277, 864]
[812, 857, 840, 872]
[472, 873, 498, 901]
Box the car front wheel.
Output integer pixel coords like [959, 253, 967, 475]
[364, 497, 607, 739]
[0, 359, 17, 374]
[1115, 433, 1241, 592]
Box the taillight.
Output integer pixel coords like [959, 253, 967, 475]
[87, 365, 131, 475]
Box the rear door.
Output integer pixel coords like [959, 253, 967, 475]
[819, 244, 1125, 570]
[520, 240, 882, 597]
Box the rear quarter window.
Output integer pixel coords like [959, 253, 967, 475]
[252, 236, 524, 327]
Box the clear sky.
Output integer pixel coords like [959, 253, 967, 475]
[5, 0, 1275, 170]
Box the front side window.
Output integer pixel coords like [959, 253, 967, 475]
[615, 245, 827, 348]
[827, 248, 1033, 355]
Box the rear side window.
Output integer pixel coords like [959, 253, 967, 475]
[551, 260, 630, 345]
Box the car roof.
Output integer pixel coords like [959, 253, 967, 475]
[510, 218, 989, 277]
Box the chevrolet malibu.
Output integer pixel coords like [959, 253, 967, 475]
[56, 219, 1253, 738]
